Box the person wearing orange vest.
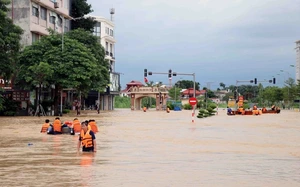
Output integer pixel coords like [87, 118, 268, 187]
[53, 117, 62, 134]
[73, 118, 81, 134]
[88, 119, 98, 133]
[77, 121, 96, 152]
[40, 119, 51, 133]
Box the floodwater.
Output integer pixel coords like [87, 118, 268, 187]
[0, 109, 299, 187]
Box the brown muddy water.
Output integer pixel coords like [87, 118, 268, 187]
[0, 109, 299, 187]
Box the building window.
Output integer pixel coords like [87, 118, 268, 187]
[32, 32, 39, 43]
[110, 29, 113, 37]
[106, 42, 108, 52]
[58, 17, 62, 27]
[64, 19, 69, 32]
[105, 27, 109, 34]
[64, 0, 69, 9]
[49, 16, 55, 24]
[93, 22, 101, 36]
[32, 6, 39, 17]
[41, 7, 47, 20]
[110, 43, 113, 53]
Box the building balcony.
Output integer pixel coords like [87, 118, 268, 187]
[32, 0, 72, 19]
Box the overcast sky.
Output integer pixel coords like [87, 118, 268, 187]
[87, 0, 300, 90]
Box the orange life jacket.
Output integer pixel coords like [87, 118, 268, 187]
[73, 120, 81, 133]
[89, 121, 98, 133]
[41, 123, 50, 133]
[80, 130, 93, 148]
[64, 121, 73, 127]
[53, 119, 62, 132]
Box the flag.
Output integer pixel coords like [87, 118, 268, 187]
[144, 77, 148, 83]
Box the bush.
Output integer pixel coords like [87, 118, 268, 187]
[183, 103, 192, 110]
[63, 109, 70, 114]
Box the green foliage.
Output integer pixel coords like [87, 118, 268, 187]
[0, 97, 20, 116]
[66, 29, 110, 91]
[70, 0, 96, 31]
[197, 103, 216, 118]
[168, 86, 182, 101]
[183, 103, 192, 110]
[0, 0, 23, 80]
[114, 96, 131, 108]
[63, 109, 70, 114]
[141, 97, 156, 108]
[175, 80, 200, 90]
[0, 87, 4, 110]
[17, 33, 99, 115]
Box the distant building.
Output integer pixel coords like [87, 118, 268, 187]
[181, 88, 206, 98]
[9, 0, 71, 46]
[85, 15, 120, 110]
[120, 81, 144, 97]
[296, 40, 300, 82]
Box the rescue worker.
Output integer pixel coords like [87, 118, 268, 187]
[237, 107, 245, 115]
[252, 105, 259, 115]
[167, 107, 170, 113]
[88, 119, 99, 134]
[143, 106, 147, 112]
[77, 121, 96, 152]
[73, 118, 81, 134]
[53, 117, 62, 134]
[40, 119, 51, 133]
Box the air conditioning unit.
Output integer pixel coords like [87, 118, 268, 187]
[54, 2, 59, 8]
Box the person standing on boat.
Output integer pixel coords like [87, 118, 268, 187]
[77, 121, 97, 152]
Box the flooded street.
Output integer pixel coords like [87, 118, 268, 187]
[0, 109, 299, 187]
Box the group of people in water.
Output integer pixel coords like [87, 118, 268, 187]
[40, 117, 99, 152]
[227, 105, 281, 115]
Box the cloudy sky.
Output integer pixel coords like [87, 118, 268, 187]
[87, 0, 300, 90]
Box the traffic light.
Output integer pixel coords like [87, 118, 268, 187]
[254, 78, 257, 84]
[173, 72, 177, 76]
[168, 69, 172, 78]
[273, 78, 276, 84]
[234, 91, 237, 99]
[148, 71, 152, 75]
[144, 69, 147, 77]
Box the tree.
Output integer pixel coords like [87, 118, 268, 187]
[0, 0, 23, 82]
[17, 33, 99, 115]
[261, 86, 283, 104]
[219, 82, 226, 90]
[168, 86, 181, 101]
[70, 0, 96, 31]
[25, 62, 54, 113]
[175, 80, 200, 90]
[66, 29, 110, 91]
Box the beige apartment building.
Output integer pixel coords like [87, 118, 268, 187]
[87, 15, 120, 110]
[9, 0, 71, 46]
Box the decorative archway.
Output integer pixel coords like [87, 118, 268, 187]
[129, 86, 168, 110]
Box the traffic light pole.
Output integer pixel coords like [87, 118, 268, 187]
[147, 69, 196, 122]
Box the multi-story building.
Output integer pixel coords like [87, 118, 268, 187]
[85, 15, 120, 110]
[296, 40, 300, 82]
[9, 0, 71, 46]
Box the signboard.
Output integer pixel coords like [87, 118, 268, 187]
[0, 77, 12, 89]
[2, 91, 30, 101]
[189, 97, 197, 106]
[110, 73, 120, 92]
